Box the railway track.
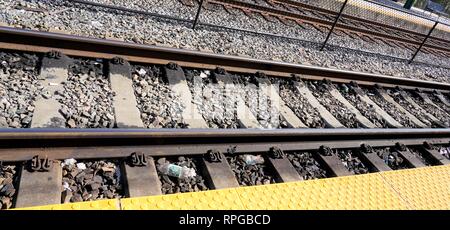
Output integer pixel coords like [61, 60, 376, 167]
[68, 0, 450, 58]
[1, 129, 450, 209]
[203, 0, 450, 55]
[0, 27, 449, 209]
[1, 27, 449, 129]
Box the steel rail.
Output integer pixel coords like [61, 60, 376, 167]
[0, 129, 449, 162]
[0, 27, 449, 91]
[0, 128, 449, 139]
[3, 128, 449, 209]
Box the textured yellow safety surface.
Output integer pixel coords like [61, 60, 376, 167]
[16, 165, 450, 210]
[16, 199, 120, 210]
[119, 165, 450, 210]
[380, 166, 450, 210]
[121, 189, 244, 210]
[236, 174, 407, 210]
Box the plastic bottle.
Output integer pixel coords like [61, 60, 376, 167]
[158, 163, 196, 179]
[439, 147, 450, 158]
[242, 155, 265, 165]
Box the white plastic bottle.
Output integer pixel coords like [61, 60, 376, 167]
[158, 163, 196, 179]
[241, 155, 265, 165]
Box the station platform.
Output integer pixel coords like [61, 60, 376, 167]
[16, 165, 450, 210]
[343, 0, 450, 32]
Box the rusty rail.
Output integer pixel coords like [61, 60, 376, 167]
[0, 128, 449, 162]
[0, 27, 449, 91]
[2, 127, 449, 209]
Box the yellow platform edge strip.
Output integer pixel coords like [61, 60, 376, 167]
[14, 199, 121, 210]
[14, 165, 450, 210]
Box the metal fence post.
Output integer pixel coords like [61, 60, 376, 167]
[192, 0, 205, 30]
[409, 21, 438, 64]
[320, 0, 348, 51]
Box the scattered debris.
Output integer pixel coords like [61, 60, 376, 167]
[287, 151, 328, 180]
[157, 162, 196, 179]
[61, 159, 123, 203]
[227, 154, 275, 186]
[335, 149, 369, 174]
[439, 146, 450, 159]
[241, 154, 264, 166]
[376, 147, 409, 170]
[0, 164, 17, 209]
[156, 157, 208, 194]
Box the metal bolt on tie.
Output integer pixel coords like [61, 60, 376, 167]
[112, 56, 125, 65]
[166, 62, 180, 70]
[47, 50, 62, 59]
[319, 145, 333, 156]
[206, 149, 223, 163]
[130, 152, 148, 167]
[360, 143, 374, 154]
[30, 155, 52, 172]
[269, 146, 285, 159]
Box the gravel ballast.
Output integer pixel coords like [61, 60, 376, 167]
[338, 83, 389, 128]
[0, 163, 17, 209]
[375, 147, 410, 170]
[132, 65, 187, 128]
[185, 68, 241, 128]
[0, 52, 41, 128]
[428, 93, 450, 114]
[286, 151, 329, 180]
[237, 74, 288, 128]
[58, 58, 115, 128]
[308, 81, 362, 128]
[408, 91, 450, 127]
[86, 0, 445, 65]
[61, 159, 124, 203]
[277, 78, 326, 128]
[408, 147, 434, 166]
[364, 87, 419, 128]
[335, 149, 369, 174]
[387, 88, 436, 128]
[155, 156, 209, 194]
[227, 154, 276, 186]
[91, 0, 450, 69]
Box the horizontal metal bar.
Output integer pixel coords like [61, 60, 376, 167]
[0, 137, 448, 162]
[0, 128, 449, 140]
